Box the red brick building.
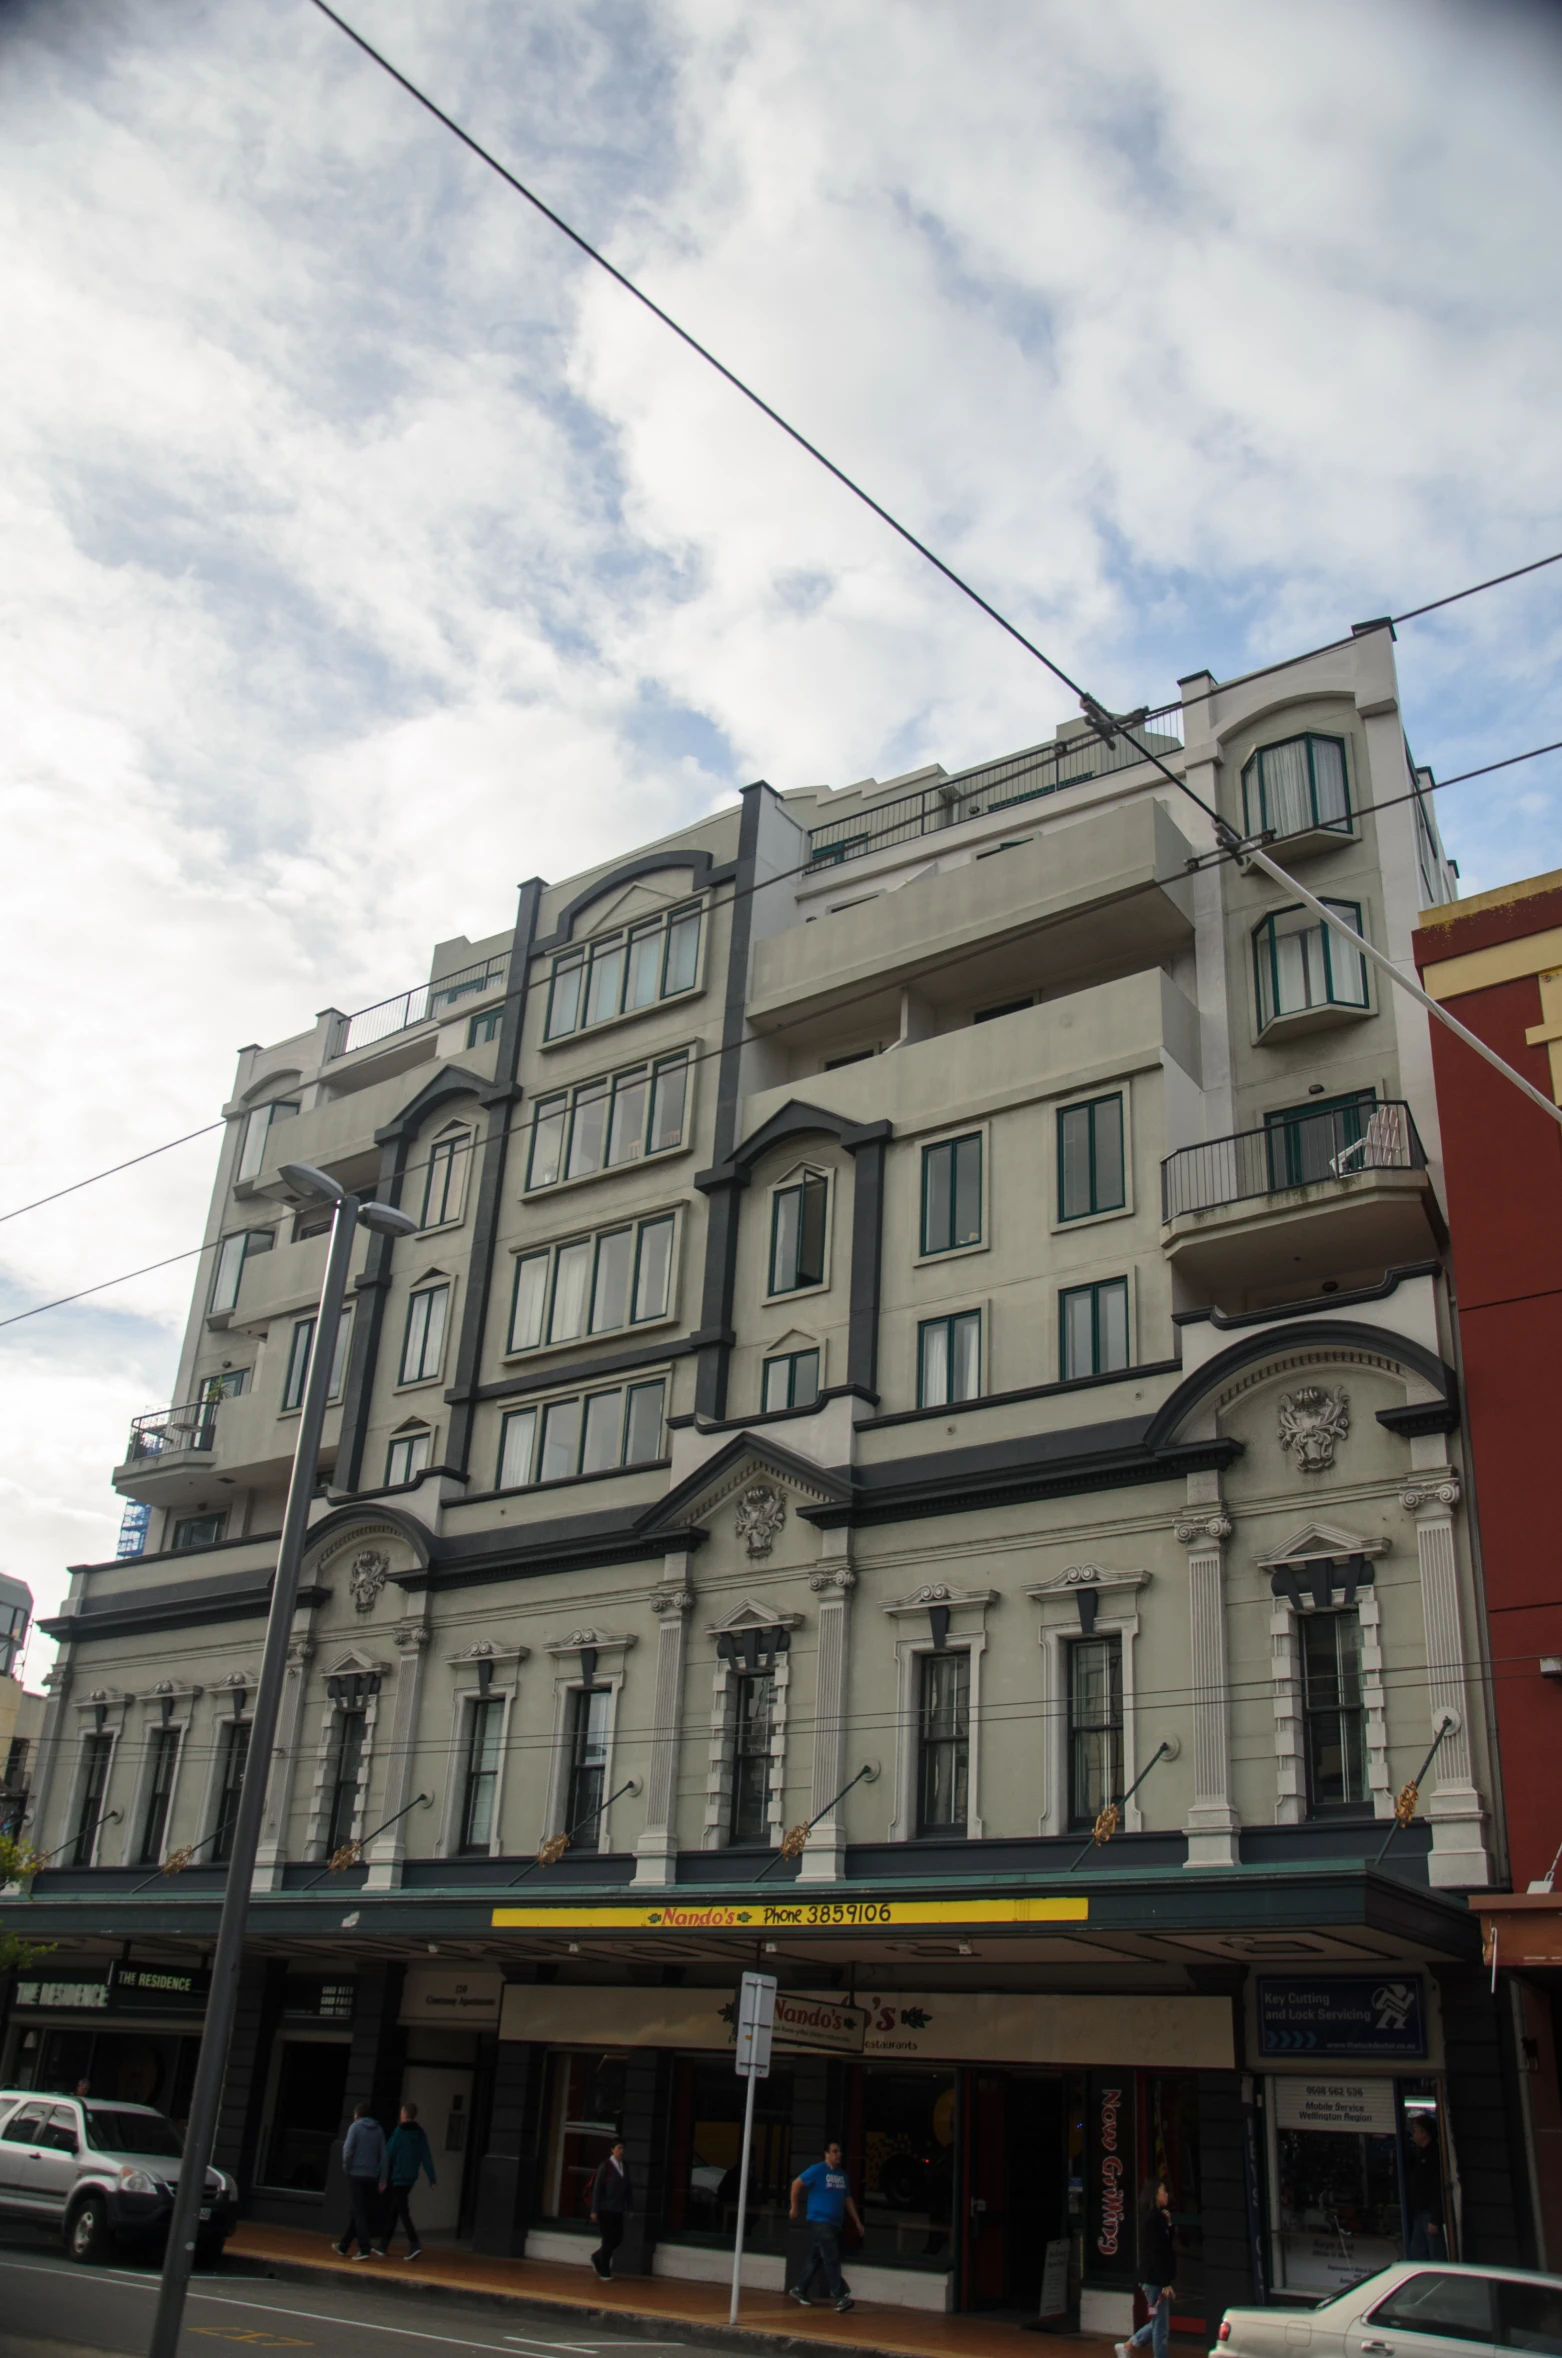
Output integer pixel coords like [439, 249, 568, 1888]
[1415, 871, 1562, 2257]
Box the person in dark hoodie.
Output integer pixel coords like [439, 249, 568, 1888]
[335, 2100, 386, 2259]
[378, 2101, 437, 2261]
[1117, 2178, 1177, 2358]
[588, 2139, 633, 2280]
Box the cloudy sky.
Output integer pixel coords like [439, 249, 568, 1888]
[2, 0, 1561, 1662]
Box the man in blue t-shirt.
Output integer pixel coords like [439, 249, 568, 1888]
[788, 2139, 862, 2312]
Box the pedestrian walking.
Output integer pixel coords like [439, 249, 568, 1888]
[1117, 2178, 1176, 2358]
[334, 2100, 386, 2260]
[1404, 2116, 1445, 2259]
[788, 2138, 861, 2313]
[588, 2138, 633, 2280]
[378, 2101, 437, 2260]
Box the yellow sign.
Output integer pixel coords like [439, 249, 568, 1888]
[491, 1894, 1088, 1932]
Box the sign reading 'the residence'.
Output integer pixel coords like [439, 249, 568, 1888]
[1258, 1975, 1426, 2059]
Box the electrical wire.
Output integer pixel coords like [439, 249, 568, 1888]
[0, 1121, 228, 1230]
[10, 709, 1562, 1338]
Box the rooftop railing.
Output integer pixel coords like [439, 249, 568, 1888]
[326, 954, 510, 1060]
[805, 714, 1184, 869]
[124, 1400, 220, 1463]
[1161, 1100, 1426, 1224]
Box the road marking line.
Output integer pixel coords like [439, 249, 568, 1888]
[0, 2258, 701, 2358]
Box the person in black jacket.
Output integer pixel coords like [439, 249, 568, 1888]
[1117, 2179, 1176, 2358]
[588, 2140, 633, 2280]
[1404, 2117, 1445, 2259]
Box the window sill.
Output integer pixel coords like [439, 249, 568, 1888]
[540, 984, 705, 1054]
[764, 1277, 832, 1307]
[502, 1308, 680, 1366]
[415, 1215, 468, 1240]
[475, 1452, 671, 1505]
[391, 1374, 447, 1396]
[1257, 1000, 1373, 1044]
[524, 1139, 692, 1200]
[1253, 822, 1358, 863]
[913, 1237, 989, 1268]
[1051, 1200, 1134, 1236]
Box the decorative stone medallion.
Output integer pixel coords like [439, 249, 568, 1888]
[1276, 1385, 1350, 1472]
[348, 1549, 392, 1614]
[735, 1483, 786, 1560]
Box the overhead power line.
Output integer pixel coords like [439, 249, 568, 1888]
[305, 0, 1562, 1135]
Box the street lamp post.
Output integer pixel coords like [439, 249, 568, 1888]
[147, 1165, 416, 2358]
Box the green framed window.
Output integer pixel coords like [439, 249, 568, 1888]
[921, 1134, 982, 1254]
[210, 1226, 274, 1315]
[496, 1377, 666, 1490]
[419, 1126, 470, 1228]
[399, 1283, 450, 1384]
[281, 1307, 352, 1413]
[1059, 1278, 1129, 1380]
[236, 1097, 299, 1185]
[1241, 733, 1350, 840]
[728, 1671, 775, 1844]
[1254, 902, 1369, 1030]
[762, 1348, 820, 1413]
[1263, 1091, 1376, 1190]
[526, 1052, 689, 1189]
[459, 1695, 505, 1853]
[467, 1006, 502, 1047]
[918, 1311, 981, 1407]
[386, 1426, 431, 1486]
[544, 904, 703, 1040]
[1067, 1636, 1122, 1828]
[769, 1172, 828, 1294]
[916, 1650, 970, 1834]
[1301, 1609, 1368, 1814]
[1058, 1095, 1125, 1220]
[171, 1511, 226, 1551]
[507, 1214, 674, 1353]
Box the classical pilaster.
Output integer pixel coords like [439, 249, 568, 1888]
[800, 1539, 856, 1882]
[635, 1556, 696, 1886]
[1175, 1495, 1239, 1868]
[365, 1619, 433, 1891]
[1400, 1469, 1492, 1888]
[253, 1632, 314, 1893]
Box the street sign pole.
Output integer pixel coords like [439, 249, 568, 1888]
[729, 1970, 776, 2326]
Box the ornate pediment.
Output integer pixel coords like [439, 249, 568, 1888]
[1256, 1520, 1388, 1611]
[706, 1595, 805, 1636]
[580, 878, 688, 934]
[638, 1432, 851, 1542]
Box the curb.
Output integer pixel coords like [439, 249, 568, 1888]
[222, 2252, 944, 2358]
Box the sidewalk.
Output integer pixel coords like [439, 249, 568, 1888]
[225, 2223, 1114, 2358]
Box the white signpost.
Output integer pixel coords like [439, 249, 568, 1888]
[729, 1971, 777, 2325]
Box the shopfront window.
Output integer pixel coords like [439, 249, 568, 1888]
[856, 2068, 956, 2272]
[665, 2057, 795, 2249]
[1269, 2075, 1448, 2294]
[540, 2052, 627, 2224]
[1144, 2074, 1206, 2326]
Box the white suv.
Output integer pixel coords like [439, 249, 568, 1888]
[0, 2090, 237, 2264]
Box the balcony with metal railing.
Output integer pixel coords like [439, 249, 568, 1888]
[1160, 1099, 1441, 1309]
[325, 953, 509, 1061]
[804, 715, 1183, 869]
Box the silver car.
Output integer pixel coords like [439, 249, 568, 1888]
[1217, 2262, 1562, 2358]
[0, 2090, 237, 2264]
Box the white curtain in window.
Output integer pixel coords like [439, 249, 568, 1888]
[1262, 739, 1312, 837]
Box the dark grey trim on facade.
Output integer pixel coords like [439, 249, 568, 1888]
[452, 1330, 711, 1408]
[693, 783, 773, 1421]
[38, 1578, 330, 1645]
[1172, 1261, 1443, 1330]
[532, 850, 738, 957]
[446, 879, 544, 1473]
[1143, 1317, 1458, 1451]
[803, 1424, 1242, 1530]
[639, 1428, 853, 1536]
[65, 1526, 284, 1579]
[861, 1355, 1184, 1431]
[694, 1093, 894, 1423]
[300, 1500, 435, 1572]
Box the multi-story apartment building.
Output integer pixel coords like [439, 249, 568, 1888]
[9, 622, 1541, 2317]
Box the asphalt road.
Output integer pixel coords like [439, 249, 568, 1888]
[0, 2222, 743, 2358]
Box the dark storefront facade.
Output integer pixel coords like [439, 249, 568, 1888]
[0, 1866, 1534, 2325]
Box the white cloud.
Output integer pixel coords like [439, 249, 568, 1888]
[0, 0, 1559, 1638]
